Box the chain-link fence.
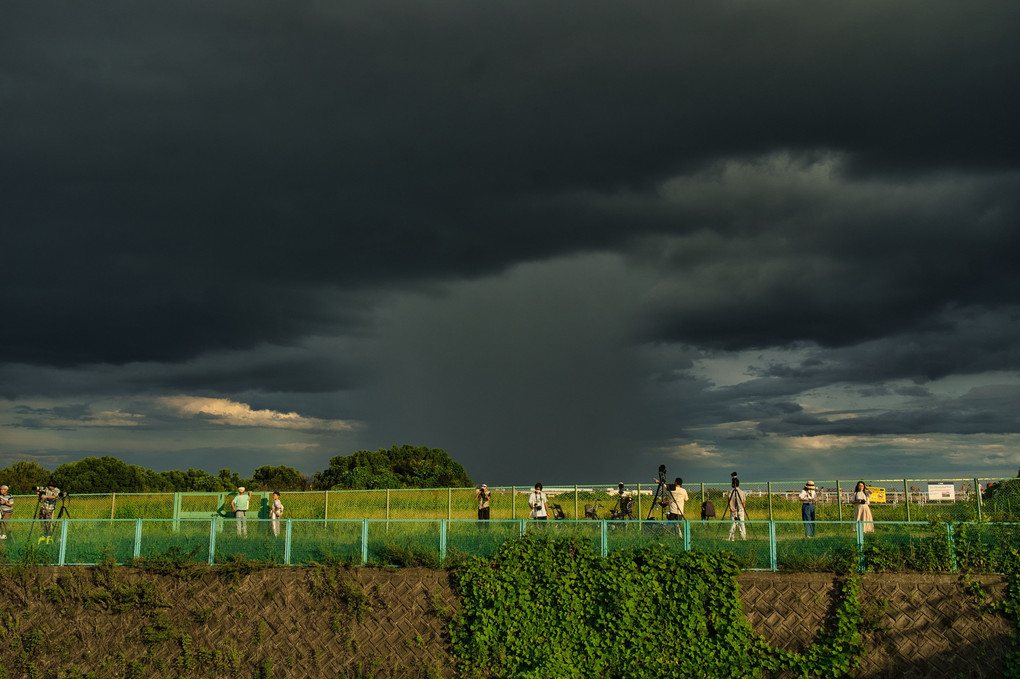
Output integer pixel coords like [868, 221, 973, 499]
[7, 477, 1020, 525]
[3, 515, 1018, 574]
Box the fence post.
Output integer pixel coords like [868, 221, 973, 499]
[683, 520, 691, 552]
[111, 493, 117, 520]
[134, 519, 143, 560]
[511, 486, 516, 520]
[904, 479, 911, 522]
[361, 519, 368, 566]
[386, 489, 391, 523]
[601, 520, 608, 557]
[284, 519, 292, 566]
[637, 483, 642, 520]
[946, 522, 958, 573]
[324, 490, 329, 525]
[701, 482, 706, 513]
[767, 482, 773, 521]
[208, 519, 217, 565]
[769, 520, 777, 571]
[574, 485, 579, 520]
[856, 519, 865, 573]
[520, 519, 526, 538]
[836, 480, 843, 521]
[440, 519, 447, 564]
[448, 488, 452, 521]
[975, 477, 982, 521]
[58, 519, 69, 566]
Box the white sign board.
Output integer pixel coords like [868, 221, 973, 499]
[927, 482, 956, 501]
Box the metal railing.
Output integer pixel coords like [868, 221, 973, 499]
[2, 517, 1016, 573]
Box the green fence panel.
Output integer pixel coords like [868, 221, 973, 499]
[445, 520, 524, 562]
[61, 519, 137, 564]
[284, 519, 363, 565]
[138, 520, 211, 563]
[686, 520, 772, 570]
[366, 520, 443, 567]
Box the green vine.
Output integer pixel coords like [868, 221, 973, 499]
[450, 536, 864, 678]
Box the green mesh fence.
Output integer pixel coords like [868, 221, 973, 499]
[687, 520, 774, 570]
[774, 520, 860, 571]
[288, 519, 363, 564]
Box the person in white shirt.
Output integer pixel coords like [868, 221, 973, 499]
[528, 483, 548, 520]
[799, 481, 817, 538]
[666, 478, 689, 537]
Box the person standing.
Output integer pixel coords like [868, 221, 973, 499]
[231, 487, 250, 537]
[799, 481, 817, 538]
[528, 483, 548, 520]
[666, 478, 689, 537]
[0, 485, 12, 539]
[852, 481, 874, 534]
[474, 485, 491, 522]
[726, 475, 747, 541]
[269, 491, 284, 538]
[39, 482, 60, 543]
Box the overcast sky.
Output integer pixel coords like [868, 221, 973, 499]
[2, 0, 1019, 486]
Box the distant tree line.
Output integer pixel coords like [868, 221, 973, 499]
[0, 445, 472, 494]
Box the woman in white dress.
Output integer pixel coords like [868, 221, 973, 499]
[852, 481, 874, 534]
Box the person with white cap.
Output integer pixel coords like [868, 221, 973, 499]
[474, 484, 491, 522]
[799, 481, 817, 538]
[231, 486, 250, 537]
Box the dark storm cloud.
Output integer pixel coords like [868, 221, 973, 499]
[3, 0, 1020, 368]
[760, 385, 1020, 438]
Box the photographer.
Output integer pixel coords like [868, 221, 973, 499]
[474, 484, 491, 521]
[528, 483, 548, 520]
[0, 485, 12, 539]
[38, 481, 60, 542]
[666, 478, 689, 538]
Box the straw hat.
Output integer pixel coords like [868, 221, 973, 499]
[804, 481, 816, 490]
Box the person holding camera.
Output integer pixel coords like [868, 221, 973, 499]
[726, 473, 747, 541]
[528, 483, 548, 520]
[852, 481, 874, 534]
[0, 485, 12, 539]
[39, 482, 60, 542]
[474, 484, 491, 521]
[231, 486, 250, 537]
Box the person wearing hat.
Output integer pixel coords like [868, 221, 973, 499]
[231, 486, 250, 537]
[799, 481, 817, 538]
[474, 484, 492, 524]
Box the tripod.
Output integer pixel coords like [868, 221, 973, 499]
[57, 495, 71, 519]
[646, 467, 669, 520]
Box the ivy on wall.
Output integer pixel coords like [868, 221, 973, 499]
[451, 536, 863, 679]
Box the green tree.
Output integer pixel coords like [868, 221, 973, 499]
[313, 445, 472, 490]
[52, 456, 170, 493]
[159, 468, 234, 492]
[0, 460, 52, 494]
[251, 465, 308, 491]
